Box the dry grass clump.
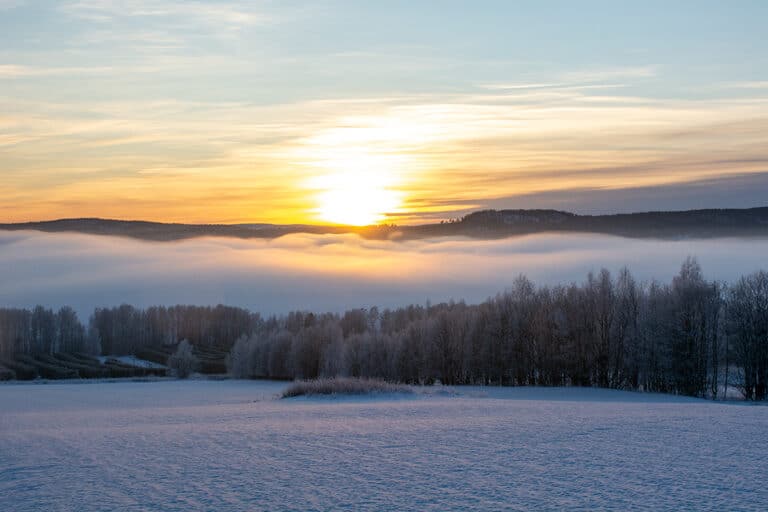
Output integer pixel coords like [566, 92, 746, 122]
[281, 377, 412, 398]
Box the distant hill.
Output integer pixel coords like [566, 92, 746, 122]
[0, 218, 353, 241]
[404, 207, 768, 239]
[2, 207, 768, 242]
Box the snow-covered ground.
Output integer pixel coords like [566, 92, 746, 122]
[96, 355, 167, 369]
[1, 381, 767, 511]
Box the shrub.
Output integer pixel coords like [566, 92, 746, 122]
[16, 355, 78, 379]
[102, 363, 138, 378]
[64, 362, 108, 379]
[136, 348, 173, 366]
[0, 366, 15, 381]
[143, 367, 167, 377]
[134, 347, 173, 366]
[55, 353, 100, 366]
[167, 340, 199, 379]
[197, 358, 227, 374]
[0, 359, 37, 380]
[281, 377, 412, 398]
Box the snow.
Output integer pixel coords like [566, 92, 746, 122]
[96, 355, 167, 369]
[1, 381, 767, 511]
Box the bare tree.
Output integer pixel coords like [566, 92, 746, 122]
[726, 271, 768, 400]
[4, 259, 766, 400]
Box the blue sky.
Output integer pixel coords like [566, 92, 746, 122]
[1, 1, 767, 223]
[4, 1, 766, 100]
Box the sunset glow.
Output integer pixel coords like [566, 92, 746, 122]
[3, 4, 768, 510]
[314, 173, 402, 226]
[1, 2, 767, 224]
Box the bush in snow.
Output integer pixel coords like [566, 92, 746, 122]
[281, 377, 411, 398]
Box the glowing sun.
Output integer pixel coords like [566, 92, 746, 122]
[315, 170, 402, 226]
[298, 121, 417, 226]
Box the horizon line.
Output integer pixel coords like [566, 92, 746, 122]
[3, 205, 768, 228]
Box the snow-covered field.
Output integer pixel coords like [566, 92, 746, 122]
[1, 381, 767, 511]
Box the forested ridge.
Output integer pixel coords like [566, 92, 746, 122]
[2, 207, 768, 241]
[1, 258, 767, 400]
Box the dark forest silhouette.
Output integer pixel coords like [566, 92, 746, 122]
[3, 207, 768, 241]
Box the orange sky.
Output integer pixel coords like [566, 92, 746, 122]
[2, 2, 768, 225]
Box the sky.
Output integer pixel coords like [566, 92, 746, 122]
[1, 1, 767, 225]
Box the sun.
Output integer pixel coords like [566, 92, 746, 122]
[314, 170, 402, 226]
[317, 185, 401, 226]
[296, 119, 419, 226]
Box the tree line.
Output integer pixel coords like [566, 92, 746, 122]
[1, 258, 767, 399]
[0, 305, 258, 360]
[224, 258, 767, 400]
[0, 306, 91, 357]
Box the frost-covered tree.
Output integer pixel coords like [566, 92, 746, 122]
[227, 335, 253, 379]
[167, 340, 198, 379]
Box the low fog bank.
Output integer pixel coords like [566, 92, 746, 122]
[1, 230, 766, 320]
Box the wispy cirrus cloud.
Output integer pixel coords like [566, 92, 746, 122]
[724, 81, 768, 90]
[477, 83, 631, 95]
[57, 0, 278, 51]
[476, 67, 655, 94]
[561, 66, 656, 83]
[0, 64, 118, 77]
[61, 0, 272, 28]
